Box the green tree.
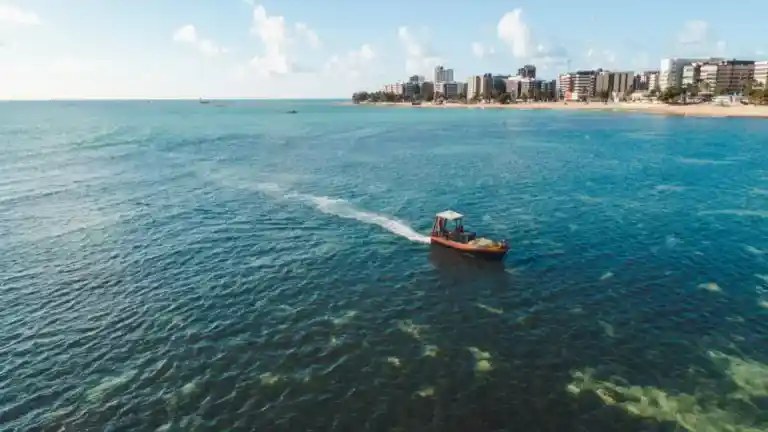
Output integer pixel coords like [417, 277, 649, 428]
[496, 92, 512, 104]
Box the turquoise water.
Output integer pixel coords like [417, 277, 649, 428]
[2, 100, 768, 431]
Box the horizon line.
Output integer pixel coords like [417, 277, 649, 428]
[0, 97, 349, 102]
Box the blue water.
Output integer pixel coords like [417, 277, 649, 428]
[2, 100, 768, 431]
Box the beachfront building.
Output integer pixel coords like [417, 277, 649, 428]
[755, 61, 768, 88]
[541, 80, 557, 101]
[712, 60, 755, 94]
[572, 70, 597, 99]
[435, 81, 462, 99]
[383, 83, 404, 95]
[681, 63, 702, 87]
[647, 72, 660, 92]
[699, 63, 718, 92]
[433, 65, 454, 84]
[557, 73, 573, 99]
[613, 72, 634, 95]
[594, 71, 633, 97]
[520, 78, 537, 98]
[517, 65, 536, 79]
[699, 60, 755, 94]
[466, 75, 482, 100]
[480, 73, 494, 100]
[659, 57, 724, 91]
[421, 81, 435, 99]
[503, 77, 520, 97]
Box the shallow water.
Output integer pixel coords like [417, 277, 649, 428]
[1, 100, 768, 431]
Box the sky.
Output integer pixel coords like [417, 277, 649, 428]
[0, 0, 766, 99]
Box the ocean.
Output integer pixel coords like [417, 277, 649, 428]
[1, 99, 767, 431]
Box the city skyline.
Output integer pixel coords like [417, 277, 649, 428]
[1, 0, 767, 99]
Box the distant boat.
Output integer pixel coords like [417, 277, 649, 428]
[286, 110, 298, 114]
[199, 97, 210, 104]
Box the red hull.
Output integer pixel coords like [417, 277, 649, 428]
[430, 236, 508, 261]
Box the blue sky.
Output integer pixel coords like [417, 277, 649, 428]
[0, 0, 766, 99]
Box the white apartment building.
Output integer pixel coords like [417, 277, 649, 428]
[383, 83, 404, 94]
[466, 75, 482, 99]
[479, 74, 494, 100]
[699, 64, 718, 92]
[659, 58, 724, 91]
[647, 72, 659, 92]
[503, 78, 520, 98]
[681, 64, 701, 87]
[571, 71, 596, 98]
[557, 73, 573, 99]
[433, 66, 454, 84]
[755, 61, 768, 87]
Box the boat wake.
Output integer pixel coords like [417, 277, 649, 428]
[256, 183, 431, 244]
[308, 196, 431, 244]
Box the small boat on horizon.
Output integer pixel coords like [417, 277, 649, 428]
[429, 210, 509, 261]
[199, 97, 210, 104]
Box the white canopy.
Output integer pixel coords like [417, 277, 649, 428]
[436, 210, 464, 221]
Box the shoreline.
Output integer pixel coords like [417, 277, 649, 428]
[340, 101, 768, 119]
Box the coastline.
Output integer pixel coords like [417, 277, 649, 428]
[340, 101, 768, 119]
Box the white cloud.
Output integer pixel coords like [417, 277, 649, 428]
[248, 5, 320, 76]
[397, 26, 441, 75]
[323, 43, 375, 78]
[496, 9, 569, 70]
[497, 9, 530, 58]
[0, 4, 41, 25]
[471, 42, 495, 59]
[172, 24, 227, 56]
[295, 22, 320, 49]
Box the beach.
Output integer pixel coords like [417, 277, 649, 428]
[346, 100, 768, 119]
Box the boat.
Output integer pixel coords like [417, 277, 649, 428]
[199, 97, 210, 104]
[286, 110, 298, 114]
[429, 210, 509, 260]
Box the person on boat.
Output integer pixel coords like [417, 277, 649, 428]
[438, 218, 447, 236]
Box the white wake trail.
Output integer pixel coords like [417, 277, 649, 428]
[254, 182, 431, 244]
[308, 196, 431, 244]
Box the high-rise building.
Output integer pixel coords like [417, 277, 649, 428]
[612, 72, 634, 94]
[755, 61, 768, 88]
[421, 81, 435, 99]
[572, 70, 597, 99]
[659, 58, 723, 91]
[681, 64, 702, 87]
[466, 75, 482, 100]
[433, 65, 454, 83]
[383, 83, 404, 94]
[647, 72, 660, 92]
[558, 73, 573, 99]
[480, 73, 494, 100]
[436, 82, 462, 99]
[517, 64, 536, 79]
[699, 60, 755, 94]
[541, 80, 557, 100]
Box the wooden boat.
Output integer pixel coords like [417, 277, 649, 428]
[429, 210, 509, 260]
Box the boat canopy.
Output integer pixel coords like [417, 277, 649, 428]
[435, 210, 464, 221]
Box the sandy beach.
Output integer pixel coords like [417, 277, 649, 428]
[344, 101, 768, 119]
